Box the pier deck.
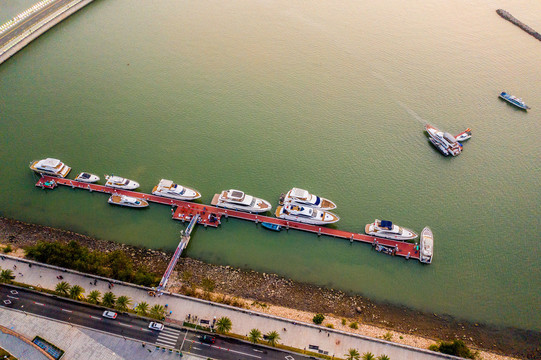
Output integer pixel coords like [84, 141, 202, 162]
[36, 176, 421, 261]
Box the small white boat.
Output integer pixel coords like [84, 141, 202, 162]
[282, 188, 337, 210]
[104, 175, 139, 190]
[419, 226, 433, 264]
[75, 172, 100, 183]
[108, 194, 148, 208]
[211, 189, 272, 213]
[365, 219, 418, 241]
[29, 158, 71, 178]
[454, 128, 472, 142]
[275, 202, 340, 225]
[152, 179, 201, 200]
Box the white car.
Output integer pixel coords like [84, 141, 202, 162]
[148, 322, 164, 331]
[102, 311, 117, 319]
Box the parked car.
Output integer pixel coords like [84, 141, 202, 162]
[198, 335, 216, 344]
[102, 311, 117, 319]
[148, 322, 164, 331]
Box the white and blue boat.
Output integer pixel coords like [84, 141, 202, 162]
[499, 92, 530, 110]
[261, 222, 282, 231]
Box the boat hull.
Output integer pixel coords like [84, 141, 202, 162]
[499, 92, 530, 110]
[104, 175, 140, 190]
[108, 195, 148, 208]
[30, 159, 71, 178]
[261, 222, 281, 231]
[275, 204, 340, 225]
[284, 188, 337, 210]
[151, 181, 201, 201]
[75, 172, 100, 183]
[365, 220, 418, 242]
[419, 226, 433, 264]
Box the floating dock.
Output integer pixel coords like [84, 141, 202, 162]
[36, 176, 422, 262]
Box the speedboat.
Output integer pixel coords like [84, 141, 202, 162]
[261, 222, 282, 231]
[29, 158, 71, 178]
[104, 175, 139, 190]
[499, 92, 530, 110]
[419, 226, 433, 264]
[212, 189, 272, 213]
[108, 194, 148, 208]
[152, 179, 201, 200]
[454, 128, 472, 142]
[425, 124, 463, 156]
[75, 172, 100, 183]
[282, 188, 337, 210]
[365, 219, 418, 241]
[275, 202, 340, 225]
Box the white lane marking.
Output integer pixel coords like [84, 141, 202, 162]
[192, 347, 201, 350]
[156, 339, 177, 346]
[157, 333, 178, 340]
[61, 309, 72, 313]
[7, 295, 19, 299]
[188, 340, 261, 359]
[33, 302, 44, 306]
[118, 323, 132, 328]
[90, 315, 102, 320]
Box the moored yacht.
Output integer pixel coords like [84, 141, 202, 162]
[282, 188, 337, 210]
[365, 219, 418, 241]
[275, 202, 340, 225]
[75, 172, 100, 183]
[211, 189, 272, 213]
[104, 175, 139, 190]
[152, 179, 201, 200]
[419, 226, 433, 264]
[425, 124, 462, 156]
[108, 194, 148, 208]
[29, 158, 71, 178]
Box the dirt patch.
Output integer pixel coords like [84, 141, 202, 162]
[1, 216, 539, 359]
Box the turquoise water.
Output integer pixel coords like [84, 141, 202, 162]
[1, 0, 540, 331]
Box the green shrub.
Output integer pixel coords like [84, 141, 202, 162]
[325, 323, 334, 329]
[312, 313, 325, 325]
[429, 339, 477, 359]
[341, 319, 347, 326]
[3, 245, 13, 253]
[349, 322, 358, 329]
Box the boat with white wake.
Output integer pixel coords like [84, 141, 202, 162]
[152, 179, 201, 200]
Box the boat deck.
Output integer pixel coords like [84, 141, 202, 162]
[36, 176, 421, 261]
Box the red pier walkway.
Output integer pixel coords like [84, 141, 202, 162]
[36, 176, 421, 262]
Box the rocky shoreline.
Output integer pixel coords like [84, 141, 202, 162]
[0, 217, 539, 359]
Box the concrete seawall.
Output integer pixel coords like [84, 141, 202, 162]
[0, 0, 94, 66]
[496, 9, 541, 42]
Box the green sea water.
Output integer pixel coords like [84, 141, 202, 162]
[1, 0, 540, 331]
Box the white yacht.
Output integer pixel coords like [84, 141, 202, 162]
[425, 124, 462, 156]
[275, 202, 340, 225]
[75, 172, 100, 183]
[29, 158, 71, 178]
[364, 219, 418, 241]
[108, 194, 148, 208]
[211, 189, 272, 213]
[282, 188, 337, 210]
[104, 175, 140, 190]
[419, 226, 433, 264]
[152, 179, 201, 201]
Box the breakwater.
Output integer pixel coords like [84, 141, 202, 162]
[496, 9, 541, 42]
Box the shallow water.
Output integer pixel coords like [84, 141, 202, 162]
[1, 0, 540, 330]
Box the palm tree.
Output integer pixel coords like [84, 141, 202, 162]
[87, 290, 101, 304]
[265, 331, 280, 347]
[135, 301, 149, 316]
[377, 355, 390, 360]
[69, 285, 85, 300]
[0, 269, 15, 283]
[362, 352, 375, 360]
[115, 296, 131, 312]
[248, 329, 262, 343]
[345, 349, 360, 360]
[215, 317, 232, 334]
[150, 304, 166, 320]
[55, 281, 71, 296]
[102, 291, 116, 308]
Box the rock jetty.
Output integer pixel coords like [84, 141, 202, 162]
[496, 9, 541, 42]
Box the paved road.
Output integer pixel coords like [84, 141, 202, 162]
[0, 284, 310, 360]
[0, 0, 74, 49]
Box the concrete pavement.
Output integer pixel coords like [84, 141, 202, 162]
[0, 255, 459, 359]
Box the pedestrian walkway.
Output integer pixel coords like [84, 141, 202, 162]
[156, 327, 181, 348]
[0, 255, 459, 360]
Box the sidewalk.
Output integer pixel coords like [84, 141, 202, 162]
[0, 255, 459, 360]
